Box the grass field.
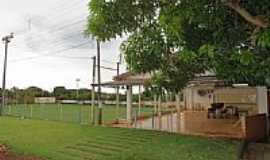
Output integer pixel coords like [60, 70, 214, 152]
[2, 104, 153, 124]
[0, 116, 240, 160]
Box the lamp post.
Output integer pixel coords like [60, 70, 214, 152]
[1, 33, 14, 116]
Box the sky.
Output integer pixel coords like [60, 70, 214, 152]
[0, 0, 126, 92]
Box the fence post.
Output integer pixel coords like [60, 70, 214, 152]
[60, 104, 63, 121]
[88, 105, 91, 125]
[165, 93, 170, 131]
[30, 105, 33, 118]
[78, 105, 82, 124]
[91, 88, 96, 125]
[42, 103, 47, 120]
[15, 105, 17, 117]
[166, 111, 170, 131]
[41, 104, 44, 120]
[152, 110, 155, 129]
[158, 95, 162, 130]
[58, 103, 62, 121]
[170, 109, 173, 132]
[24, 104, 27, 118]
[134, 109, 137, 129]
[176, 92, 181, 132]
[8, 105, 11, 115]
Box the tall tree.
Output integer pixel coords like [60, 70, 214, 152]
[86, 0, 270, 91]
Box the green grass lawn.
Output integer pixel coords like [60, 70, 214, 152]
[2, 104, 153, 124]
[0, 116, 240, 160]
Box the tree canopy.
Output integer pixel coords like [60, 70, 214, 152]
[86, 0, 270, 92]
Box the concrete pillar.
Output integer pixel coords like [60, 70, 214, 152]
[256, 86, 269, 137]
[126, 85, 133, 122]
[138, 85, 142, 117]
[116, 86, 120, 121]
[256, 86, 268, 115]
[154, 94, 157, 114]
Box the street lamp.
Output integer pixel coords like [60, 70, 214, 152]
[0, 33, 14, 116]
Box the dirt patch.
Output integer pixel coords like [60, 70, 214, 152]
[0, 144, 42, 160]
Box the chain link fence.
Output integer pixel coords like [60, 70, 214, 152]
[2, 103, 153, 125]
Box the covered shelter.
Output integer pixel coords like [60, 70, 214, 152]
[92, 72, 151, 123]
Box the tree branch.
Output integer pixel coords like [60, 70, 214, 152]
[222, 0, 268, 28]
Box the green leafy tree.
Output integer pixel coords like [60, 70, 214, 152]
[53, 86, 67, 100]
[86, 0, 270, 91]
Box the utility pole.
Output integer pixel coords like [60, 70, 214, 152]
[97, 40, 102, 125]
[1, 33, 14, 116]
[91, 56, 96, 124]
[116, 62, 120, 120]
[75, 78, 81, 123]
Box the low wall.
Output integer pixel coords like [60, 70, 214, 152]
[245, 114, 267, 142]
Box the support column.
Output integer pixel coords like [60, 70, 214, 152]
[256, 86, 269, 136]
[154, 94, 157, 114]
[126, 85, 133, 123]
[116, 86, 120, 121]
[256, 86, 268, 115]
[116, 62, 120, 121]
[138, 85, 142, 117]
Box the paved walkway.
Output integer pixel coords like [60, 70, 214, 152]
[133, 111, 244, 139]
[245, 143, 270, 160]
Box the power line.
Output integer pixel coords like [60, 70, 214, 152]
[101, 59, 117, 64]
[14, 19, 87, 49]
[99, 65, 117, 71]
[50, 55, 91, 59]
[16, 19, 85, 39]
[14, 0, 87, 32]
[25, 30, 88, 51]
[10, 41, 91, 63]
[46, 0, 87, 18]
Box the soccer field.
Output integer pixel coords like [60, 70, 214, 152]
[0, 117, 240, 160]
[2, 104, 153, 124]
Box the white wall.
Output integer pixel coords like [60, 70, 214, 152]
[184, 85, 214, 109]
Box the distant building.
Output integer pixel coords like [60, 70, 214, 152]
[34, 97, 56, 104]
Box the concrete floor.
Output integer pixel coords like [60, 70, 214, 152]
[244, 143, 270, 160]
[133, 111, 244, 139]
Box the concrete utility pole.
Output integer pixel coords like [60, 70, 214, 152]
[0, 33, 14, 116]
[91, 56, 96, 124]
[97, 40, 102, 125]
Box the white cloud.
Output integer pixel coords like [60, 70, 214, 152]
[0, 0, 126, 91]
